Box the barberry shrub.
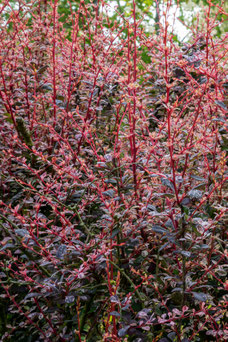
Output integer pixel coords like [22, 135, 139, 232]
[0, 0, 227, 341]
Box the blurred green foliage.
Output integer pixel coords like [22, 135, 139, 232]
[2, 0, 227, 39]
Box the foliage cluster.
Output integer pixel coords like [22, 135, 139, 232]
[0, 0, 227, 341]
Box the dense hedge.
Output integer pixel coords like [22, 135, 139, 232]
[0, 1, 227, 341]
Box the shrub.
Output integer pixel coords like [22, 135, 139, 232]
[0, 0, 227, 341]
